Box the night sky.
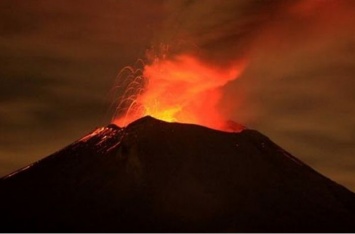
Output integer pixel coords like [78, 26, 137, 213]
[1, 0, 354, 191]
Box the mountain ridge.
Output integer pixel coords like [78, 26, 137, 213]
[1, 116, 354, 232]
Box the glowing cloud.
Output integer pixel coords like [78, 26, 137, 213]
[113, 54, 245, 131]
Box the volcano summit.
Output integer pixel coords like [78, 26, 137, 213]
[1, 116, 354, 232]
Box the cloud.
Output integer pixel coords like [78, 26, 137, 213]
[0, 0, 166, 175]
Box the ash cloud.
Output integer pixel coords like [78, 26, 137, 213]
[155, 0, 355, 189]
[154, 0, 290, 65]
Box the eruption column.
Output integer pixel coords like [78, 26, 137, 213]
[113, 54, 245, 131]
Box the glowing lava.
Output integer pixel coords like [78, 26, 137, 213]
[113, 54, 245, 131]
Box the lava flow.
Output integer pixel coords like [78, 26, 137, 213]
[112, 53, 245, 131]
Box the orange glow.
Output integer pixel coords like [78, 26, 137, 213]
[113, 54, 245, 131]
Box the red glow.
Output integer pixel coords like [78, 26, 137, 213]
[113, 54, 245, 131]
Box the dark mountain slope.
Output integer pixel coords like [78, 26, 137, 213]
[1, 116, 354, 232]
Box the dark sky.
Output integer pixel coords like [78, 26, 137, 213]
[1, 0, 354, 191]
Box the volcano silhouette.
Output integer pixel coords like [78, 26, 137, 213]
[1, 116, 354, 232]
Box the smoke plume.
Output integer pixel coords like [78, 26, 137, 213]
[113, 0, 355, 188]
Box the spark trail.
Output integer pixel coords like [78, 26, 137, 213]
[112, 51, 245, 131]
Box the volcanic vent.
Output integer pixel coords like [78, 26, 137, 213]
[1, 116, 355, 232]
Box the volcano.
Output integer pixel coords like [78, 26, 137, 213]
[1, 116, 354, 232]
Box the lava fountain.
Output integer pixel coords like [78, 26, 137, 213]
[112, 53, 245, 131]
